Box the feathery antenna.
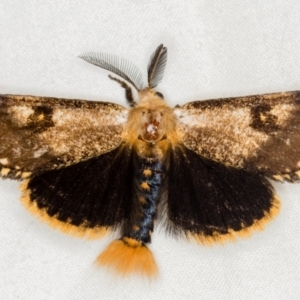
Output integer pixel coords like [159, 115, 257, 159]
[147, 44, 168, 88]
[79, 52, 144, 91]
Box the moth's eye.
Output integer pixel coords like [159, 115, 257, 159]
[155, 92, 164, 99]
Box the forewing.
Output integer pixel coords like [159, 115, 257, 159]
[174, 91, 300, 181]
[0, 94, 128, 179]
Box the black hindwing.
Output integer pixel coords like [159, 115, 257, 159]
[165, 146, 278, 241]
[25, 145, 134, 230]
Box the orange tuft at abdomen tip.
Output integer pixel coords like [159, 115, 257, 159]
[95, 237, 158, 278]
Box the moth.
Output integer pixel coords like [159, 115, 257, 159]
[1, 44, 299, 278]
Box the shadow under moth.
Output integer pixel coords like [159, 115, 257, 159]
[0, 44, 299, 278]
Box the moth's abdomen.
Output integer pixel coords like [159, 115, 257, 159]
[97, 141, 168, 277]
[127, 155, 164, 243]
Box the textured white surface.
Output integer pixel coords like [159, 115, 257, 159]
[1, 1, 300, 299]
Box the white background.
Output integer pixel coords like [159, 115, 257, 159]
[1, 1, 300, 299]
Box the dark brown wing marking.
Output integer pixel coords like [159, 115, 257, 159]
[0, 94, 128, 179]
[174, 91, 300, 181]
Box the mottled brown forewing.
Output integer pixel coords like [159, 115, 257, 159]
[0, 94, 128, 179]
[175, 91, 300, 181]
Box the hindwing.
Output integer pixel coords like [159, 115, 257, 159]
[161, 145, 280, 244]
[20, 145, 134, 238]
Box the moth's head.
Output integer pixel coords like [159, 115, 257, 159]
[125, 87, 175, 143]
[138, 106, 166, 142]
[127, 101, 175, 143]
[79, 44, 167, 107]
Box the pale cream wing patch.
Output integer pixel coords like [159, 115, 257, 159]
[174, 91, 300, 181]
[0, 94, 128, 179]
